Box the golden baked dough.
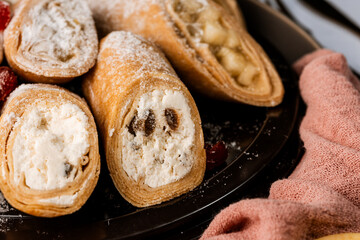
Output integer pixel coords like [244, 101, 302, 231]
[87, 0, 284, 106]
[4, 0, 98, 84]
[0, 84, 100, 217]
[82, 31, 206, 207]
[212, 0, 245, 29]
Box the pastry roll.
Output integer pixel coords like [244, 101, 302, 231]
[4, 0, 98, 84]
[82, 31, 206, 207]
[87, 0, 284, 106]
[0, 84, 100, 217]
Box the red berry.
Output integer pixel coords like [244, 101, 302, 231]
[0, 66, 17, 102]
[0, 1, 10, 31]
[205, 141, 228, 171]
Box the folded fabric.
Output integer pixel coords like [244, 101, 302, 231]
[201, 49, 360, 240]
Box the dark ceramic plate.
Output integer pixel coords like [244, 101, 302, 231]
[0, 1, 319, 239]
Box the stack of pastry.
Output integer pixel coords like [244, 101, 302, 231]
[0, 0, 285, 217]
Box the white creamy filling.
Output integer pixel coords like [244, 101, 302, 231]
[20, 0, 93, 69]
[121, 90, 195, 188]
[12, 103, 90, 190]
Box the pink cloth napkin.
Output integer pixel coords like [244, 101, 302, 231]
[201, 49, 360, 240]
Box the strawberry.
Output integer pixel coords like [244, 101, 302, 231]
[205, 141, 228, 171]
[0, 1, 10, 31]
[0, 66, 17, 102]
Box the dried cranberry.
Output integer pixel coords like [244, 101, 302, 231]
[0, 66, 17, 102]
[0, 1, 10, 31]
[205, 141, 228, 171]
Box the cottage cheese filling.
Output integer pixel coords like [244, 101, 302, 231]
[12, 103, 90, 190]
[121, 90, 195, 188]
[19, 0, 96, 70]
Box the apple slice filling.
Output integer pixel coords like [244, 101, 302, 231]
[173, 0, 260, 87]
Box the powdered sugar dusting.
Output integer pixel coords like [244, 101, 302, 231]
[0, 192, 9, 213]
[3, 84, 69, 112]
[86, 0, 161, 37]
[99, 31, 178, 89]
[3, 112, 15, 124]
[0, 192, 12, 232]
[109, 128, 115, 137]
[87, 31, 180, 116]
[18, 0, 98, 75]
[120, 0, 157, 20]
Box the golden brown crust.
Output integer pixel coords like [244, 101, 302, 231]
[82, 31, 206, 207]
[4, 0, 98, 84]
[86, 0, 284, 106]
[0, 84, 100, 217]
[213, 0, 246, 29]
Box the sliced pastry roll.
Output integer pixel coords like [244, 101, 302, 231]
[86, 0, 284, 106]
[4, 0, 98, 84]
[0, 84, 100, 217]
[82, 31, 206, 207]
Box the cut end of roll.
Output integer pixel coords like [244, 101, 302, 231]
[122, 89, 195, 189]
[4, 0, 98, 83]
[0, 84, 100, 217]
[168, 0, 284, 106]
